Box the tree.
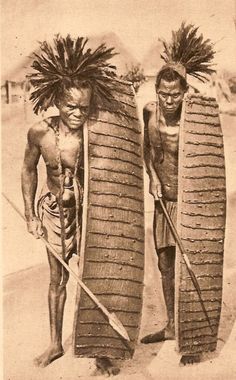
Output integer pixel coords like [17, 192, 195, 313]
[120, 64, 146, 93]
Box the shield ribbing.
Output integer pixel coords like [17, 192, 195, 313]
[176, 94, 226, 355]
[73, 80, 144, 359]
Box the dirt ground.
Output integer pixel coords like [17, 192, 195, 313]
[2, 80, 236, 379]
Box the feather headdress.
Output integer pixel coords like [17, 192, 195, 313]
[158, 22, 216, 82]
[28, 34, 118, 114]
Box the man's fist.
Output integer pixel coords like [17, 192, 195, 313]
[27, 216, 43, 239]
[149, 179, 162, 201]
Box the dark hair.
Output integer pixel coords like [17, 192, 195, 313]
[155, 68, 187, 91]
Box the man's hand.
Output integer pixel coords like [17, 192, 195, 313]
[149, 179, 162, 201]
[26, 216, 44, 239]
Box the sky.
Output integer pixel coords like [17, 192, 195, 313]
[1, 0, 236, 79]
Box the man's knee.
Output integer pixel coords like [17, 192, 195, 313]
[49, 269, 69, 287]
[157, 247, 175, 276]
[159, 264, 175, 279]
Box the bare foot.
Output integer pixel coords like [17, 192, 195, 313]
[180, 354, 201, 366]
[95, 357, 120, 377]
[141, 323, 175, 344]
[33, 345, 64, 367]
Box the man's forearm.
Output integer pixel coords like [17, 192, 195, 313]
[144, 149, 161, 185]
[21, 166, 38, 221]
[143, 131, 161, 185]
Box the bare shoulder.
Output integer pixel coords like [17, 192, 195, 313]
[143, 101, 157, 114]
[143, 101, 157, 124]
[27, 117, 57, 145]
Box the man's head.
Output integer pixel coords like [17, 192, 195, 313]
[157, 23, 216, 92]
[56, 84, 92, 129]
[28, 35, 117, 115]
[155, 68, 188, 115]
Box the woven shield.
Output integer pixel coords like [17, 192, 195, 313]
[176, 94, 226, 355]
[73, 80, 144, 359]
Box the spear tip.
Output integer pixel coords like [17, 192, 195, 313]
[109, 313, 130, 341]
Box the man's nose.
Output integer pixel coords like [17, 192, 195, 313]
[73, 108, 82, 118]
[166, 95, 173, 104]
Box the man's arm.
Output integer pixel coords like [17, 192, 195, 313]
[143, 103, 162, 200]
[21, 126, 42, 238]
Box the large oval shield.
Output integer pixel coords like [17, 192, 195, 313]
[73, 80, 144, 360]
[176, 94, 226, 355]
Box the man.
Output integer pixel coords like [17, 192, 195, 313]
[141, 23, 217, 364]
[21, 35, 121, 375]
[142, 68, 187, 342]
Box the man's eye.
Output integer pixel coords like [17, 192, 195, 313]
[80, 107, 88, 112]
[159, 92, 180, 99]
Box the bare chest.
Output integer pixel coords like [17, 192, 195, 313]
[159, 122, 179, 155]
[39, 131, 83, 170]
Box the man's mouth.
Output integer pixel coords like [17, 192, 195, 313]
[70, 118, 83, 124]
[164, 107, 175, 112]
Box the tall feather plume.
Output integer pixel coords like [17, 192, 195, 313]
[28, 34, 118, 114]
[160, 22, 216, 82]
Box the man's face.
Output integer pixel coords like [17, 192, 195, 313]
[157, 79, 185, 115]
[57, 87, 92, 130]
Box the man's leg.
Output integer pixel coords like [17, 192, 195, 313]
[34, 248, 69, 367]
[141, 247, 175, 343]
[159, 247, 175, 337]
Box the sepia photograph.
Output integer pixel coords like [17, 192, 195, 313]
[2, 1, 236, 379]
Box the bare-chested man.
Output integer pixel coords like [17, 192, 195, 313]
[21, 35, 120, 376]
[141, 23, 216, 365]
[22, 85, 89, 366]
[141, 68, 187, 343]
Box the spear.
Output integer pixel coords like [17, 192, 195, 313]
[158, 198, 214, 333]
[2, 192, 130, 342]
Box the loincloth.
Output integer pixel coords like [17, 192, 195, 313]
[153, 199, 177, 252]
[37, 186, 81, 259]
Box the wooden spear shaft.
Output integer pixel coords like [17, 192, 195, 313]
[158, 198, 214, 333]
